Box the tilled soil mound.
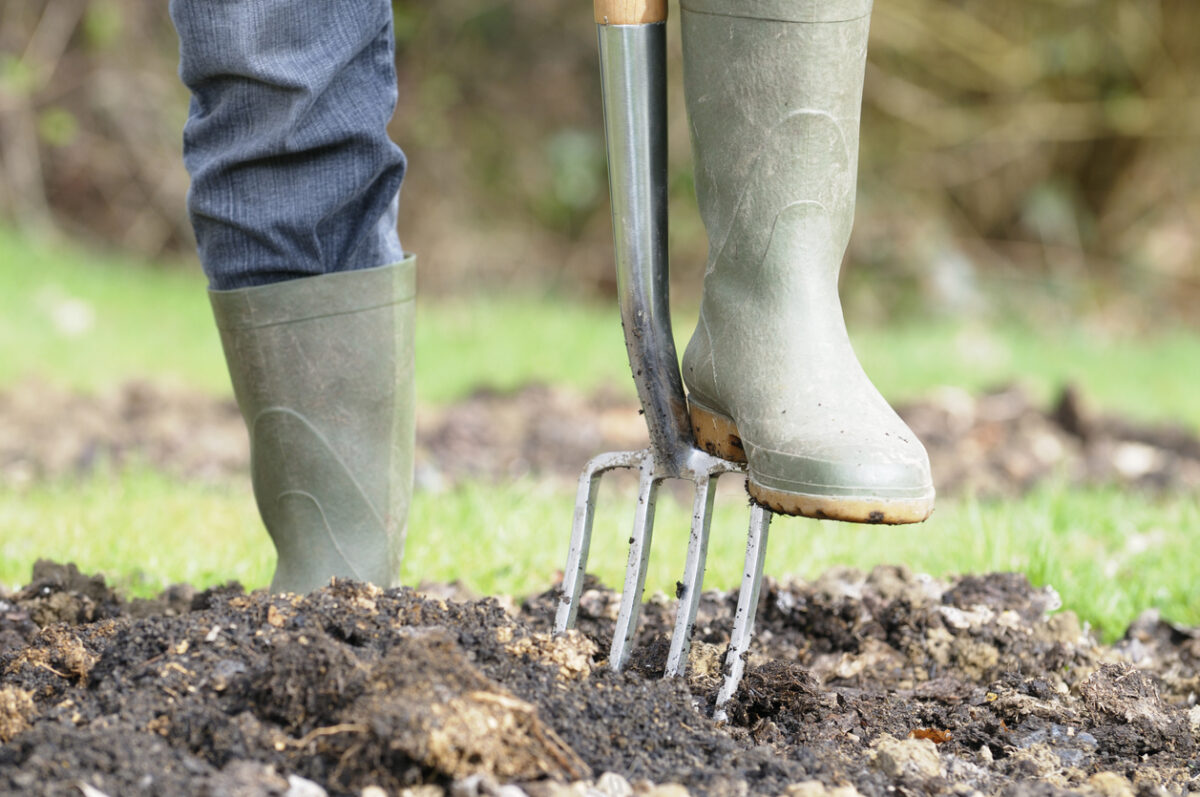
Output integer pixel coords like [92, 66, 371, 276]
[2, 562, 1197, 796]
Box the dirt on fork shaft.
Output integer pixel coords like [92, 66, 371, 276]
[1, 561, 1198, 796]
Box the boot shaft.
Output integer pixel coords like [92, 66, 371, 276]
[210, 259, 416, 591]
[681, 0, 872, 271]
[211, 261, 415, 496]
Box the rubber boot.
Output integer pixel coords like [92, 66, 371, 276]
[679, 0, 934, 523]
[210, 258, 416, 592]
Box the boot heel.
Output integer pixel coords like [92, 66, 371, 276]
[688, 399, 747, 463]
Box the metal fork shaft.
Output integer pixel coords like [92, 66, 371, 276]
[597, 22, 692, 476]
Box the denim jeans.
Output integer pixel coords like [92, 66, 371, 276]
[170, 1, 407, 290]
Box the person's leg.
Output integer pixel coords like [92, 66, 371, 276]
[679, 0, 934, 523]
[171, 0, 406, 289]
[170, 0, 414, 592]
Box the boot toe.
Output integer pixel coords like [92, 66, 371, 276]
[743, 435, 935, 523]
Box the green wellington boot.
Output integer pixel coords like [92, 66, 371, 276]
[210, 259, 416, 592]
[679, 0, 934, 523]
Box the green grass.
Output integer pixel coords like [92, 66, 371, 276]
[854, 320, 1200, 430]
[0, 226, 632, 404]
[3, 225, 1200, 426]
[415, 479, 1200, 640]
[415, 295, 629, 403]
[0, 228, 229, 394]
[2, 226, 1199, 640]
[0, 468, 270, 593]
[1, 467, 1194, 640]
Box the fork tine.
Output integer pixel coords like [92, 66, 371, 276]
[555, 461, 608, 633]
[609, 456, 662, 671]
[663, 471, 718, 677]
[713, 503, 772, 720]
[557, 450, 646, 633]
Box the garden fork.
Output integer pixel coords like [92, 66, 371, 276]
[553, 0, 773, 719]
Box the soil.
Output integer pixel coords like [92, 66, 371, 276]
[2, 562, 1197, 796]
[4, 382, 1199, 794]
[3, 381, 1199, 498]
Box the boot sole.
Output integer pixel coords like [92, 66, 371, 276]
[688, 399, 934, 525]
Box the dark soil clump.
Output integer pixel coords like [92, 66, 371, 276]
[2, 562, 1198, 796]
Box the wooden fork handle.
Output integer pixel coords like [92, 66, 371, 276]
[594, 0, 667, 25]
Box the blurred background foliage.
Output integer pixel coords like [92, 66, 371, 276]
[1, 0, 1197, 322]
